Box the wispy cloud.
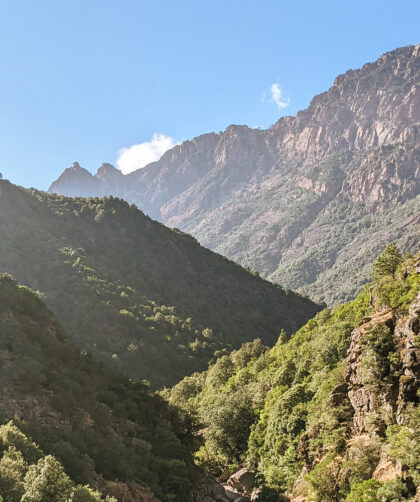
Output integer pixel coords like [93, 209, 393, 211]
[269, 83, 290, 110]
[117, 133, 177, 174]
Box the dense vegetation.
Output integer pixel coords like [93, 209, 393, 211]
[0, 274, 200, 501]
[0, 422, 116, 502]
[0, 180, 319, 387]
[165, 247, 420, 501]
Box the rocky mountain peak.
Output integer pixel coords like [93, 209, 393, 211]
[47, 44, 420, 305]
[95, 163, 123, 182]
[49, 162, 98, 197]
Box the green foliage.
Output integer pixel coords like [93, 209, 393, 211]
[386, 403, 420, 486]
[166, 252, 420, 500]
[346, 479, 383, 502]
[305, 452, 342, 502]
[256, 486, 289, 502]
[0, 423, 42, 465]
[0, 279, 199, 502]
[343, 436, 382, 485]
[373, 243, 403, 280]
[71, 485, 116, 502]
[167, 279, 372, 493]
[0, 447, 27, 502]
[346, 478, 407, 502]
[375, 478, 407, 502]
[0, 181, 319, 387]
[22, 455, 73, 502]
[360, 324, 394, 389]
[271, 191, 420, 306]
[0, 424, 116, 502]
[372, 266, 420, 313]
[200, 391, 254, 461]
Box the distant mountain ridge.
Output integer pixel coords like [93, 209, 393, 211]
[49, 44, 420, 304]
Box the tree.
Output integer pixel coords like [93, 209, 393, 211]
[22, 455, 73, 502]
[71, 485, 116, 502]
[201, 391, 254, 460]
[0, 447, 27, 502]
[373, 243, 402, 279]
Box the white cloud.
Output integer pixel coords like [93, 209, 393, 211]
[270, 83, 290, 110]
[117, 133, 177, 174]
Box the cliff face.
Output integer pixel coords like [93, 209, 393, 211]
[49, 44, 420, 304]
[346, 267, 420, 435]
[289, 264, 420, 500]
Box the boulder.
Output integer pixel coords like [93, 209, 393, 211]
[227, 468, 255, 493]
[212, 484, 225, 499]
[224, 485, 242, 501]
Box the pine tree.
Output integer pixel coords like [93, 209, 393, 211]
[373, 243, 403, 279]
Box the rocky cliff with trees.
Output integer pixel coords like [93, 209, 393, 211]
[165, 247, 420, 501]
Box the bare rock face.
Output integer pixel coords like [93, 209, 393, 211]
[345, 292, 420, 434]
[194, 468, 256, 502]
[345, 308, 396, 433]
[395, 292, 420, 422]
[48, 45, 420, 305]
[49, 161, 125, 198]
[372, 451, 403, 482]
[193, 477, 231, 502]
[227, 468, 255, 493]
[101, 481, 160, 502]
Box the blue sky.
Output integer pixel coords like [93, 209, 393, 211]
[0, 0, 419, 189]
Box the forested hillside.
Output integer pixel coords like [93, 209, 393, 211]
[0, 274, 199, 502]
[0, 422, 117, 502]
[166, 247, 420, 501]
[0, 180, 319, 387]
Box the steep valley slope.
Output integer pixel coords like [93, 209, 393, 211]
[49, 44, 420, 305]
[0, 180, 319, 387]
[0, 274, 199, 502]
[166, 249, 420, 501]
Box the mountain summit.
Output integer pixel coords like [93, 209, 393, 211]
[49, 44, 420, 304]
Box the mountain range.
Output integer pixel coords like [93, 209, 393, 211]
[49, 44, 420, 305]
[1, 42, 419, 502]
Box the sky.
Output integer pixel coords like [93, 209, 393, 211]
[0, 0, 419, 190]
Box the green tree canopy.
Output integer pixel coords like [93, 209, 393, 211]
[373, 243, 402, 279]
[22, 456, 73, 502]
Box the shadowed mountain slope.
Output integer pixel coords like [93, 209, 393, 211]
[0, 180, 319, 387]
[0, 274, 199, 502]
